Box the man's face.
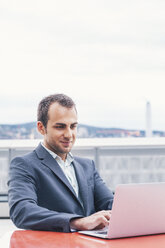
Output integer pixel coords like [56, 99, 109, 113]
[37, 102, 78, 161]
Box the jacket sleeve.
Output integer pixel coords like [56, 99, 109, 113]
[8, 157, 83, 232]
[92, 160, 114, 211]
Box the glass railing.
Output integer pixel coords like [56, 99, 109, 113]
[1, 137, 165, 194]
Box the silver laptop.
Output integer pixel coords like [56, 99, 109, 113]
[79, 182, 165, 239]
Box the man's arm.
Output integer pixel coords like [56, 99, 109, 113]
[70, 158, 114, 231]
[86, 159, 114, 211]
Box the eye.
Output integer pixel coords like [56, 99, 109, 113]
[71, 124, 78, 129]
[55, 125, 65, 129]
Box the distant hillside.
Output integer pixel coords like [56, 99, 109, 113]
[0, 122, 164, 139]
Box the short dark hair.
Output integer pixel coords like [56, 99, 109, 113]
[37, 94, 76, 128]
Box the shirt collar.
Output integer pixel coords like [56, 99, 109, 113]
[41, 142, 74, 165]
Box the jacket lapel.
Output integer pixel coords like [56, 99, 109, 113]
[73, 160, 88, 214]
[35, 143, 78, 199]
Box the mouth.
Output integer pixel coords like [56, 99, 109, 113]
[60, 141, 72, 147]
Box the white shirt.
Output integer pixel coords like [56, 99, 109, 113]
[41, 143, 79, 197]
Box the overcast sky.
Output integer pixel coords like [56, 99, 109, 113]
[0, 0, 165, 130]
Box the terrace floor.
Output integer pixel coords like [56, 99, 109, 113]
[0, 219, 18, 238]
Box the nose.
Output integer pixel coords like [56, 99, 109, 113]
[64, 128, 72, 139]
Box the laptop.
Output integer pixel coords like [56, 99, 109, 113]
[79, 182, 165, 239]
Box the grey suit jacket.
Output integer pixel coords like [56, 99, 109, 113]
[8, 143, 114, 232]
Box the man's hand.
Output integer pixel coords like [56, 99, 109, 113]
[70, 210, 111, 231]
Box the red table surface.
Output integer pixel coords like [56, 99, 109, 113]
[9, 230, 165, 248]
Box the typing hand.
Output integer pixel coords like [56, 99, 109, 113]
[70, 210, 111, 231]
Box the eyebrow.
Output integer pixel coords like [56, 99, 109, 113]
[55, 122, 78, 125]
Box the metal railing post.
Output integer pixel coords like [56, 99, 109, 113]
[94, 147, 100, 172]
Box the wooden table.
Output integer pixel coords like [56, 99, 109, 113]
[9, 230, 165, 248]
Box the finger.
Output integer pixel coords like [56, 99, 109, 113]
[97, 215, 110, 226]
[94, 223, 106, 230]
[99, 210, 112, 215]
[100, 211, 111, 221]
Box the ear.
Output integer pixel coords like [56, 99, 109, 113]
[37, 121, 46, 135]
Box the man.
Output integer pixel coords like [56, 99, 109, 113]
[8, 94, 114, 232]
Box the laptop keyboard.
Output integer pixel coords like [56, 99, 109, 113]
[95, 231, 107, 234]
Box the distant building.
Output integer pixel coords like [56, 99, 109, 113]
[146, 101, 152, 137]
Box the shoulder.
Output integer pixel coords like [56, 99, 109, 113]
[12, 149, 35, 160]
[73, 156, 96, 173]
[10, 150, 36, 169]
[74, 156, 94, 165]
[10, 143, 47, 165]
